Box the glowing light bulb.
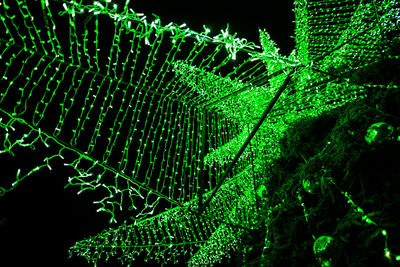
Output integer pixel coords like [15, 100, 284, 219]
[385, 249, 391, 260]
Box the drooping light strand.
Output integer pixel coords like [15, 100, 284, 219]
[0, 0, 399, 265]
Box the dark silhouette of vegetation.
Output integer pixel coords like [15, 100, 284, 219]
[236, 55, 400, 266]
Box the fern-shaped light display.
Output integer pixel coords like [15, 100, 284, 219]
[0, 0, 399, 265]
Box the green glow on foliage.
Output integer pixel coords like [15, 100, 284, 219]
[329, 176, 400, 262]
[0, 0, 399, 265]
[365, 122, 394, 144]
[256, 184, 267, 198]
[313, 235, 338, 267]
[313, 236, 334, 253]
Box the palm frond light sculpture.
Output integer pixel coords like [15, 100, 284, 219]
[0, 0, 399, 265]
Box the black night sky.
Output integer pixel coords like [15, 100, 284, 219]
[0, 1, 295, 266]
[130, 0, 296, 55]
[2, 1, 400, 266]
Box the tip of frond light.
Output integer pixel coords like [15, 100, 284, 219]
[203, 25, 211, 34]
[385, 248, 391, 260]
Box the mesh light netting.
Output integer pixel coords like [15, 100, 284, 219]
[0, 0, 399, 265]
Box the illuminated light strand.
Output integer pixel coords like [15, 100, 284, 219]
[56, 0, 260, 55]
[297, 188, 316, 240]
[0, 0, 259, 224]
[328, 177, 400, 262]
[0, 118, 63, 195]
[17, 0, 50, 55]
[0, 106, 184, 209]
[0, 0, 399, 265]
[69, 166, 257, 265]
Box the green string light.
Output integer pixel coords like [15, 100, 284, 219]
[328, 176, 400, 262]
[0, 0, 399, 265]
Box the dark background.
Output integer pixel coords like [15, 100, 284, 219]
[129, 0, 295, 56]
[0, 1, 295, 266]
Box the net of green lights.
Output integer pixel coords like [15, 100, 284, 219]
[0, 0, 399, 265]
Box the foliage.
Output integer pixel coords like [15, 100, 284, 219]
[244, 62, 400, 266]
